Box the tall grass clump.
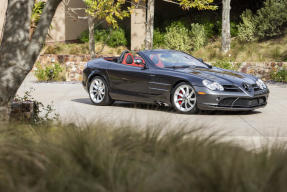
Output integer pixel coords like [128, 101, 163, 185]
[0, 122, 287, 191]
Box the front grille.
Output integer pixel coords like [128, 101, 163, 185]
[223, 85, 242, 92]
[218, 97, 266, 108]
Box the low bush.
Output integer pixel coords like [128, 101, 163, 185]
[271, 67, 287, 82]
[34, 62, 66, 81]
[1, 122, 287, 191]
[153, 28, 165, 48]
[238, 10, 256, 42]
[213, 59, 241, 71]
[255, 0, 287, 39]
[164, 21, 192, 52]
[238, 0, 287, 41]
[79, 27, 127, 47]
[13, 88, 59, 124]
[190, 23, 207, 51]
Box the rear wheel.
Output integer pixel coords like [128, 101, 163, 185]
[89, 76, 113, 106]
[171, 83, 199, 114]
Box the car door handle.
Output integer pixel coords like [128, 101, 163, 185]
[149, 74, 156, 77]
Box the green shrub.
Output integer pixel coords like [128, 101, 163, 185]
[2, 122, 287, 191]
[238, 0, 287, 41]
[79, 28, 127, 47]
[255, 0, 287, 39]
[34, 62, 66, 81]
[203, 22, 216, 38]
[238, 10, 257, 42]
[271, 67, 287, 82]
[153, 28, 165, 48]
[213, 60, 240, 71]
[164, 21, 192, 52]
[230, 22, 239, 37]
[105, 28, 127, 47]
[190, 23, 207, 51]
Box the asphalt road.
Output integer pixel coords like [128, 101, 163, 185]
[17, 74, 287, 149]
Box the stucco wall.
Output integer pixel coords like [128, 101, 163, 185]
[0, 0, 8, 43]
[65, 0, 88, 41]
[131, 8, 146, 50]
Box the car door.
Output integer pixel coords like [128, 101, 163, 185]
[107, 61, 151, 103]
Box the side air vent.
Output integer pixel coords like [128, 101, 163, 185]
[223, 85, 242, 92]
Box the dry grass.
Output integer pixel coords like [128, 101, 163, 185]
[193, 33, 287, 62]
[0, 121, 287, 191]
[43, 42, 127, 56]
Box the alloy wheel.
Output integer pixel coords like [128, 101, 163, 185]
[89, 78, 106, 104]
[173, 84, 197, 112]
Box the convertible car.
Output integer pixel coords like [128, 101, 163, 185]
[82, 50, 269, 114]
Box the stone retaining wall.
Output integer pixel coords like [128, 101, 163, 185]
[238, 62, 287, 80]
[36, 54, 287, 81]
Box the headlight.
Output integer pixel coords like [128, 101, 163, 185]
[84, 62, 89, 69]
[256, 79, 267, 90]
[202, 80, 224, 91]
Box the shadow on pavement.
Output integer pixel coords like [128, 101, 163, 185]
[71, 98, 261, 116]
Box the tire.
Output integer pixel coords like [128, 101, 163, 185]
[171, 82, 199, 114]
[89, 76, 113, 106]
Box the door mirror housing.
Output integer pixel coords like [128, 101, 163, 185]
[198, 58, 204, 62]
[134, 59, 144, 65]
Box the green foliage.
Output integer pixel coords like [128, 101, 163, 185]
[31, 0, 45, 28]
[13, 88, 59, 125]
[203, 22, 216, 38]
[213, 59, 240, 71]
[230, 22, 239, 37]
[238, 0, 287, 41]
[255, 0, 287, 39]
[177, 0, 217, 10]
[2, 122, 287, 191]
[190, 23, 207, 50]
[84, 0, 131, 28]
[153, 28, 165, 48]
[164, 21, 192, 52]
[238, 10, 256, 42]
[79, 28, 127, 47]
[271, 68, 287, 82]
[105, 28, 128, 47]
[34, 62, 66, 81]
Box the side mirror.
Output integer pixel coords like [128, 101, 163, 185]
[134, 59, 144, 65]
[198, 58, 203, 62]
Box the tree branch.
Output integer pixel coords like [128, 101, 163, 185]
[26, 0, 62, 68]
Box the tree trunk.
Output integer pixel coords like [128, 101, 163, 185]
[145, 0, 155, 50]
[0, 0, 62, 120]
[221, 0, 231, 53]
[88, 15, 96, 58]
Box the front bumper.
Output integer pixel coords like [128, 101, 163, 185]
[194, 86, 269, 111]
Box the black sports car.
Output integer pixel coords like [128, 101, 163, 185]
[82, 50, 269, 114]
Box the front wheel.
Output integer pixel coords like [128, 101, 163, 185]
[171, 83, 199, 114]
[89, 76, 113, 106]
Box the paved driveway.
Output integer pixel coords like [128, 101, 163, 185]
[17, 74, 287, 148]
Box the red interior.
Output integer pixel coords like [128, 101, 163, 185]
[122, 53, 145, 67]
[150, 54, 164, 68]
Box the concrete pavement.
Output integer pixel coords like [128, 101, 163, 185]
[17, 74, 287, 149]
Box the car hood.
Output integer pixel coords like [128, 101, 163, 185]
[179, 67, 258, 85]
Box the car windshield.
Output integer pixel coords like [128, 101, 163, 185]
[146, 51, 208, 68]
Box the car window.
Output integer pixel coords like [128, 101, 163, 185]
[147, 51, 207, 68]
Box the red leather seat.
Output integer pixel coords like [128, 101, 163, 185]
[122, 53, 144, 67]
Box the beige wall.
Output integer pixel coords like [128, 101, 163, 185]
[131, 8, 146, 50]
[0, 0, 8, 43]
[65, 0, 88, 41]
